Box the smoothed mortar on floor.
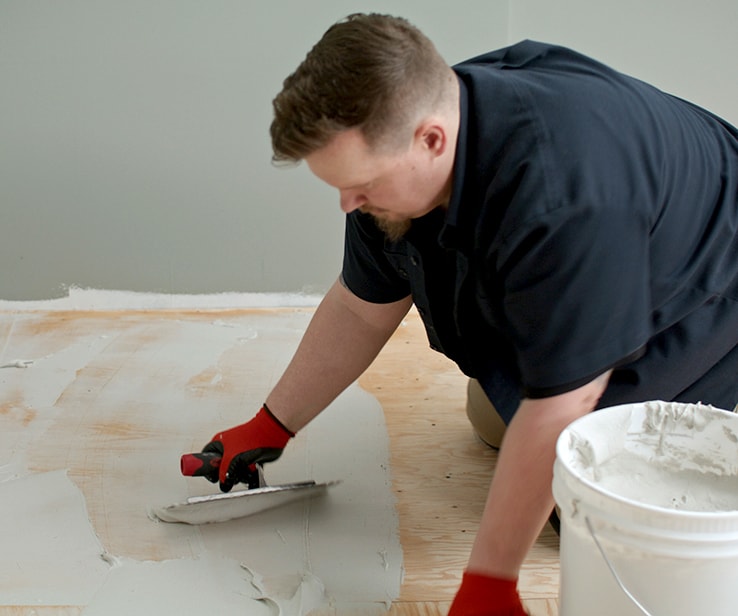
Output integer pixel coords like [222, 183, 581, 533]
[0, 295, 403, 614]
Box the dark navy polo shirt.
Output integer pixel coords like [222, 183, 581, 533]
[341, 41, 738, 419]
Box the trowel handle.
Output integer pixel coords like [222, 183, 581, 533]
[181, 453, 266, 489]
[181, 452, 221, 477]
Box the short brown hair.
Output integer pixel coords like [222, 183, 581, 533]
[270, 13, 451, 163]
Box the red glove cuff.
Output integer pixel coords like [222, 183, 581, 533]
[211, 404, 294, 449]
[261, 403, 295, 439]
[448, 571, 526, 616]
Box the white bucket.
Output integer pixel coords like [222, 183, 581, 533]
[553, 401, 738, 616]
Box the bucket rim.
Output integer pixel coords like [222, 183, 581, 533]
[555, 401, 738, 522]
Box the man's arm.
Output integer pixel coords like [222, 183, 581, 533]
[200, 277, 411, 491]
[266, 277, 413, 432]
[467, 371, 611, 578]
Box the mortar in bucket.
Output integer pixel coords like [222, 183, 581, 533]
[553, 400, 738, 616]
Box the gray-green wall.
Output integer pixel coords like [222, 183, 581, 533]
[1, 1, 735, 300]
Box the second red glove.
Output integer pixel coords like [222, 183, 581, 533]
[448, 571, 528, 616]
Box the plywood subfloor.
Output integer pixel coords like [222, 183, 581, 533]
[0, 308, 558, 615]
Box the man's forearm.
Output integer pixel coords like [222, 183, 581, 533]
[266, 278, 412, 432]
[467, 374, 610, 578]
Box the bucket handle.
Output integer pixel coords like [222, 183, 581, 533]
[585, 516, 655, 616]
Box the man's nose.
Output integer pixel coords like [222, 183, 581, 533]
[339, 190, 367, 213]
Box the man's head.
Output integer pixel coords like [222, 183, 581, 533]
[270, 13, 454, 162]
[270, 14, 459, 239]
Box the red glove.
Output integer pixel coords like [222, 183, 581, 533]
[202, 404, 294, 492]
[448, 571, 528, 616]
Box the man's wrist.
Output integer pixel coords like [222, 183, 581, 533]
[261, 403, 296, 438]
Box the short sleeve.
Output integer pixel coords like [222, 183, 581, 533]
[341, 211, 412, 303]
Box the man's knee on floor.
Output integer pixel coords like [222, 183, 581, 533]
[465, 378, 507, 449]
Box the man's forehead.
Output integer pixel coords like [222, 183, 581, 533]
[305, 129, 394, 188]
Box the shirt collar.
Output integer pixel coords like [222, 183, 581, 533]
[439, 75, 469, 250]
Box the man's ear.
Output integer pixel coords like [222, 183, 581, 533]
[416, 121, 447, 158]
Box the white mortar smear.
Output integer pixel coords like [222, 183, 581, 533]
[0, 470, 111, 605]
[81, 556, 275, 616]
[0, 305, 403, 613]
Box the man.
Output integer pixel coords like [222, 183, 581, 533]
[200, 13, 738, 615]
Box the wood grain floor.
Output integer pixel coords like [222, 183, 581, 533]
[0, 307, 559, 616]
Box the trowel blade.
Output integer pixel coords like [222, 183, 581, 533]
[153, 480, 339, 525]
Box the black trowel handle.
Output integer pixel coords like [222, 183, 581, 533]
[180, 453, 266, 489]
[181, 452, 221, 477]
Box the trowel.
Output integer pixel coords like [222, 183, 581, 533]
[152, 453, 338, 525]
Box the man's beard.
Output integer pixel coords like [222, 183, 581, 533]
[373, 216, 412, 242]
